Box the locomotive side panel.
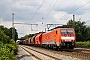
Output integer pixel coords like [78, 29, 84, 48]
[42, 30, 59, 49]
[42, 31, 55, 45]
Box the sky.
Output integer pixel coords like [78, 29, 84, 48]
[0, 0, 90, 38]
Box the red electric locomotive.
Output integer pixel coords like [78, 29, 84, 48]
[41, 28, 76, 49]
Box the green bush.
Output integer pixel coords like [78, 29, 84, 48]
[76, 41, 90, 48]
[5, 43, 18, 55]
[0, 40, 18, 60]
[0, 26, 18, 60]
[0, 44, 16, 60]
[0, 29, 10, 44]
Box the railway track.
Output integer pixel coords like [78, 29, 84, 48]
[20, 45, 62, 60]
[20, 46, 41, 60]
[49, 48, 90, 60]
[74, 48, 90, 54]
[20, 45, 90, 60]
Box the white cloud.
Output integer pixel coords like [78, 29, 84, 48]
[75, 10, 90, 22]
[53, 11, 73, 24]
[1, 20, 12, 28]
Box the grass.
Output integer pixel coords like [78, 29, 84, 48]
[76, 41, 90, 48]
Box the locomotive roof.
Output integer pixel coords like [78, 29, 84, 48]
[47, 26, 67, 31]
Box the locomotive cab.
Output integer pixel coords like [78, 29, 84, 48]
[60, 28, 76, 49]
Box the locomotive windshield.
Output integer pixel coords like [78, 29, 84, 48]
[61, 30, 74, 34]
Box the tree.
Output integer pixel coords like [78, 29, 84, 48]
[0, 28, 10, 44]
[20, 32, 42, 39]
[86, 26, 90, 41]
[9, 28, 18, 42]
[21, 34, 35, 39]
[0, 25, 18, 42]
[66, 20, 88, 42]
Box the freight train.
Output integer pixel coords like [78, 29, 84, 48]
[20, 27, 76, 50]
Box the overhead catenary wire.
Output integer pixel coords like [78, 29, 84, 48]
[56, 0, 76, 19]
[69, 2, 90, 14]
[29, 0, 45, 22]
[12, 0, 57, 37]
[42, 1, 90, 30]
[17, 0, 43, 32]
[42, 0, 75, 23]
[14, 14, 26, 21]
[43, 0, 58, 23]
[80, 10, 90, 23]
[61, 0, 76, 11]
[42, 0, 76, 24]
[14, 14, 26, 30]
[28, 0, 38, 18]
[13, 14, 38, 33]
[15, 0, 39, 31]
[15, 0, 75, 30]
[42, 0, 53, 19]
[59, 2, 90, 20]
[40, 0, 59, 31]
[14, 1, 38, 31]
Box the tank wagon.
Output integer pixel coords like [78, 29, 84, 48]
[20, 27, 76, 50]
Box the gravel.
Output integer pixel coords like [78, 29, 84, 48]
[16, 46, 37, 60]
[22, 45, 81, 60]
